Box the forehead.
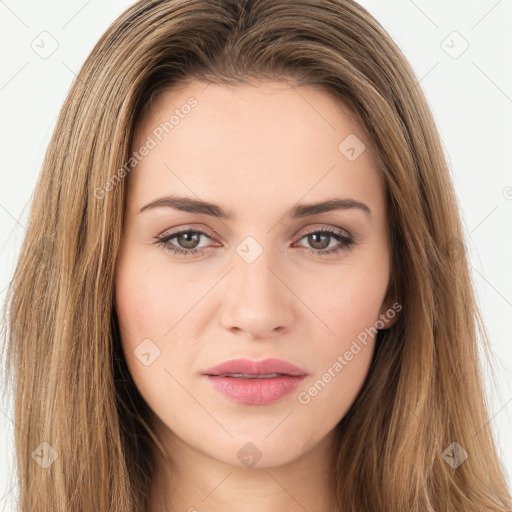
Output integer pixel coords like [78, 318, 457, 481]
[134, 79, 368, 149]
[126, 80, 384, 219]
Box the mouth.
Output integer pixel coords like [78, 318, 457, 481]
[213, 372, 293, 379]
[202, 358, 308, 405]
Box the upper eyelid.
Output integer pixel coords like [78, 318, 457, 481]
[159, 225, 216, 240]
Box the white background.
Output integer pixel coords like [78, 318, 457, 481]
[0, 0, 511, 508]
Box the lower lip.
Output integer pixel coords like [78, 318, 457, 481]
[205, 375, 306, 405]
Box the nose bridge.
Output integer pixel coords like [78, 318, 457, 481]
[219, 235, 293, 338]
[233, 235, 282, 307]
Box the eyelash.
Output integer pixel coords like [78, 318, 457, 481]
[153, 227, 355, 258]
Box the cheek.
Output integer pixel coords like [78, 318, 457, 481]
[115, 254, 204, 401]
[115, 268, 176, 424]
[294, 293, 379, 427]
[115, 270, 160, 342]
[291, 257, 388, 415]
[115, 252, 198, 342]
[299, 258, 388, 350]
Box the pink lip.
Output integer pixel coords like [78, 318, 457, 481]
[202, 358, 308, 405]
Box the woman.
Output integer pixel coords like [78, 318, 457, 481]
[2, 0, 511, 510]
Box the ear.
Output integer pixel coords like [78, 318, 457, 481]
[377, 283, 401, 330]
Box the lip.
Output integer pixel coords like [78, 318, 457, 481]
[202, 358, 308, 405]
[203, 357, 307, 377]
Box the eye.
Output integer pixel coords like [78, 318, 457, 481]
[154, 228, 217, 257]
[153, 226, 355, 257]
[294, 227, 355, 256]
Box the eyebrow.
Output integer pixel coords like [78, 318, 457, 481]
[138, 194, 371, 218]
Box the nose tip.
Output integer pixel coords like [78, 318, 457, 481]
[218, 252, 294, 340]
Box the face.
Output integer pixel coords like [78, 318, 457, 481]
[115, 79, 395, 469]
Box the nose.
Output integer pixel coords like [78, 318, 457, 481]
[218, 242, 295, 340]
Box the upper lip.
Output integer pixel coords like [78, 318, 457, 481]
[202, 358, 308, 377]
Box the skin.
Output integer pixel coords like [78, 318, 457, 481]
[114, 79, 397, 512]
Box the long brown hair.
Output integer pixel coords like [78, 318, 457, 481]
[2, 0, 511, 510]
